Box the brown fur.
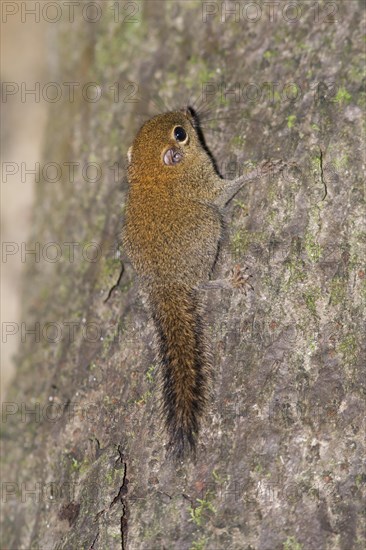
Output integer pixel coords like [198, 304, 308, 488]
[122, 110, 286, 457]
[123, 110, 225, 458]
[122, 108, 268, 459]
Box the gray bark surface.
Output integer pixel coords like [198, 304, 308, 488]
[2, 1, 365, 549]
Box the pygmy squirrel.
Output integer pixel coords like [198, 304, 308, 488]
[123, 107, 284, 458]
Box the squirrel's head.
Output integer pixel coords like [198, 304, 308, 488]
[127, 108, 218, 187]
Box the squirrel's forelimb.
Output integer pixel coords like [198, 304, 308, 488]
[215, 159, 287, 208]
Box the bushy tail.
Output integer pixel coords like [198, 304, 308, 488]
[149, 284, 212, 458]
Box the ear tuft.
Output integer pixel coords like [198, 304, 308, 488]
[181, 106, 194, 122]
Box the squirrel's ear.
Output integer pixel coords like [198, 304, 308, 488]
[127, 146, 132, 163]
[182, 106, 197, 126]
[180, 106, 192, 119]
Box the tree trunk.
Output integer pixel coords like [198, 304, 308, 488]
[2, 1, 365, 549]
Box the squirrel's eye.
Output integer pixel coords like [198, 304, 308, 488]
[174, 126, 187, 142]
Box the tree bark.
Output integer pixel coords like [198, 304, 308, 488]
[2, 1, 365, 549]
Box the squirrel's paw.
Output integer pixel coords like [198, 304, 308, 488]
[229, 264, 254, 292]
